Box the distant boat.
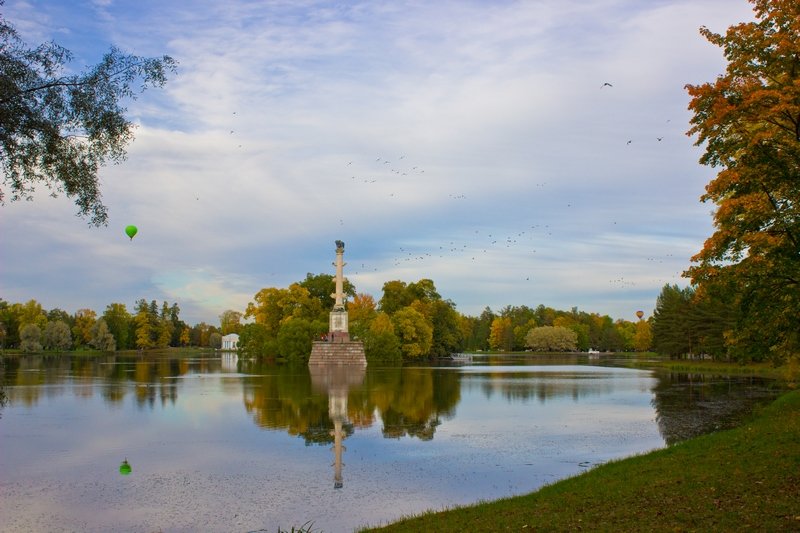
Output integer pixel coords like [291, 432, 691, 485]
[587, 349, 600, 355]
[449, 353, 473, 362]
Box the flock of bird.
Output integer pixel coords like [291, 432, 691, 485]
[334, 137, 682, 292]
[219, 82, 684, 299]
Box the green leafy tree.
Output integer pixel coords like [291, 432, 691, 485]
[489, 316, 514, 352]
[534, 304, 557, 326]
[362, 312, 402, 362]
[72, 308, 97, 346]
[391, 307, 433, 360]
[525, 326, 578, 352]
[18, 299, 46, 330]
[378, 278, 460, 358]
[633, 320, 653, 352]
[554, 315, 591, 351]
[238, 322, 277, 358]
[614, 320, 637, 351]
[428, 299, 464, 357]
[299, 272, 356, 312]
[348, 292, 378, 340]
[89, 319, 115, 352]
[276, 318, 319, 363]
[406, 278, 441, 303]
[245, 284, 322, 338]
[191, 322, 213, 347]
[42, 320, 72, 351]
[379, 280, 415, 315]
[156, 302, 174, 348]
[208, 331, 222, 350]
[570, 323, 590, 351]
[46, 308, 72, 327]
[651, 285, 696, 358]
[467, 307, 495, 351]
[219, 309, 243, 335]
[685, 0, 800, 364]
[0, 298, 21, 347]
[164, 302, 184, 346]
[499, 305, 538, 350]
[690, 287, 736, 360]
[457, 314, 475, 351]
[134, 300, 154, 349]
[0, 6, 177, 225]
[19, 323, 41, 352]
[245, 287, 285, 337]
[102, 303, 131, 350]
[179, 326, 191, 346]
[379, 278, 442, 316]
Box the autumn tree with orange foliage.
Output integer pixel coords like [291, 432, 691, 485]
[685, 0, 800, 363]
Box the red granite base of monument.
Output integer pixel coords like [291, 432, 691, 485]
[308, 340, 366, 365]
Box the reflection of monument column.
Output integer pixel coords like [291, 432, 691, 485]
[329, 389, 347, 489]
[309, 364, 366, 490]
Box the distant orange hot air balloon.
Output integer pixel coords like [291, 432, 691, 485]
[636, 310, 644, 320]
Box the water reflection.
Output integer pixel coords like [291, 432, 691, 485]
[235, 361, 460, 444]
[0, 354, 781, 447]
[367, 367, 460, 440]
[459, 365, 633, 403]
[0, 353, 785, 532]
[651, 371, 779, 445]
[0, 353, 215, 408]
[309, 365, 366, 488]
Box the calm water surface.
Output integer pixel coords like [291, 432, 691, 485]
[0, 353, 779, 532]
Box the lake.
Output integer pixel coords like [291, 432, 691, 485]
[0, 353, 780, 532]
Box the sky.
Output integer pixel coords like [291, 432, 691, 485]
[1, 0, 757, 326]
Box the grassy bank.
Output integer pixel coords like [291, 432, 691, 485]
[635, 358, 788, 377]
[362, 389, 800, 532]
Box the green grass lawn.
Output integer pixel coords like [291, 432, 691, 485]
[361, 388, 800, 532]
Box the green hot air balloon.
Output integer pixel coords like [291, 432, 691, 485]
[119, 459, 132, 475]
[125, 225, 138, 240]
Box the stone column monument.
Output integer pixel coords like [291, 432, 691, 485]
[328, 240, 349, 342]
[308, 240, 366, 365]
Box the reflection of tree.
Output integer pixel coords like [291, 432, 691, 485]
[240, 361, 333, 444]
[381, 410, 441, 440]
[650, 371, 779, 445]
[1, 353, 223, 408]
[368, 367, 460, 441]
[238, 364, 463, 443]
[0, 357, 8, 417]
[470, 370, 614, 403]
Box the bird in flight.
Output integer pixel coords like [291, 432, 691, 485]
[601, 82, 613, 88]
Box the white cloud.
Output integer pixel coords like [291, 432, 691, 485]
[2, 0, 758, 324]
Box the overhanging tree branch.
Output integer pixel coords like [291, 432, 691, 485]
[0, 8, 176, 225]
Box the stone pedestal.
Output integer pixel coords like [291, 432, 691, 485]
[308, 340, 366, 365]
[329, 309, 349, 337]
